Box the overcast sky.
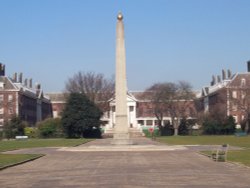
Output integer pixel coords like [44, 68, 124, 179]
[0, 0, 250, 92]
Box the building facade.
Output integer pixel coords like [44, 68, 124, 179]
[47, 91, 197, 132]
[197, 63, 250, 124]
[0, 63, 52, 129]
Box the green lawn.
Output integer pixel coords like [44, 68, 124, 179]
[227, 150, 250, 166]
[157, 135, 250, 148]
[157, 135, 250, 167]
[0, 138, 92, 152]
[0, 138, 92, 169]
[0, 154, 43, 169]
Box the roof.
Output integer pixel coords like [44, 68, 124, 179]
[46, 93, 68, 102]
[0, 75, 50, 101]
[0, 77, 17, 90]
[199, 72, 250, 97]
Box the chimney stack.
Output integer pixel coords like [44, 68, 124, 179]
[24, 78, 28, 87]
[247, 60, 250, 72]
[211, 75, 216, 86]
[217, 75, 221, 83]
[222, 69, 226, 80]
[227, 69, 232, 79]
[13, 73, 17, 82]
[29, 79, 32, 88]
[35, 83, 41, 96]
[0, 63, 5, 76]
[19, 73, 23, 83]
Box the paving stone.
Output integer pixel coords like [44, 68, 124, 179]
[1, 138, 250, 188]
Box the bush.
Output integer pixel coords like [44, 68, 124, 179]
[83, 128, 102, 138]
[203, 119, 220, 135]
[161, 122, 174, 136]
[3, 116, 27, 139]
[178, 118, 189, 135]
[142, 127, 159, 137]
[240, 119, 250, 134]
[0, 130, 3, 140]
[202, 115, 236, 135]
[24, 127, 38, 138]
[37, 118, 63, 138]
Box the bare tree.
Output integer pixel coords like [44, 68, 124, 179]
[65, 72, 115, 112]
[230, 86, 250, 133]
[144, 81, 195, 135]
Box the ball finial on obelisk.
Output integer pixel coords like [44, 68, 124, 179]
[117, 12, 123, 20]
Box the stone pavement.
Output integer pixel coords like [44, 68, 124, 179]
[1, 138, 250, 188]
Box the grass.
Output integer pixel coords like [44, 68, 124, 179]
[0, 154, 43, 169]
[227, 150, 250, 166]
[157, 135, 250, 167]
[157, 135, 250, 148]
[0, 138, 92, 152]
[0, 138, 92, 169]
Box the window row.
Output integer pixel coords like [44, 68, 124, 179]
[0, 107, 14, 114]
[0, 94, 14, 102]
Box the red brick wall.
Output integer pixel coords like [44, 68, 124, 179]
[0, 91, 18, 125]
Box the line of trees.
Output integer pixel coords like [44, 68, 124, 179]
[2, 70, 248, 139]
[143, 81, 196, 136]
[1, 72, 114, 139]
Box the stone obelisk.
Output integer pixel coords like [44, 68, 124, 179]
[112, 12, 133, 145]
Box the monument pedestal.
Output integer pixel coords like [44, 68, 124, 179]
[111, 133, 133, 145]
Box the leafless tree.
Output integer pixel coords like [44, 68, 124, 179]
[144, 81, 195, 135]
[230, 86, 250, 133]
[65, 72, 115, 112]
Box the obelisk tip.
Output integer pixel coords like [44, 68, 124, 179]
[117, 12, 123, 20]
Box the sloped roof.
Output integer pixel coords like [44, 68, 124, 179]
[0, 77, 17, 90]
[0, 75, 50, 101]
[47, 93, 68, 102]
[199, 72, 250, 97]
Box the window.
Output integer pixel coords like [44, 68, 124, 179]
[8, 107, 13, 114]
[8, 95, 13, 102]
[129, 106, 134, 112]
[0, 118, 3, 126]
[232, 91, 237, 99]
[138, 120, 144, 125]
[146, 120, 153, 126]
[163, 120, 170, 126]
[154, 120, 160, 125]
[0, 108, 3, 114]
[241, 91, 246, 99]
[233, 116, 238, 123]
[53, 111, 58, 118]
[241, 79, 246, 87]
[232, 103, 238, 111]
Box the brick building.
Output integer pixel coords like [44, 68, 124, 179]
[0, 63, 52, 129]
[47, 91, 197, 132]
[197, 62, 250, 123]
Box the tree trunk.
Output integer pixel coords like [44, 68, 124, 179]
[174, 127, 178, 136]
[174, 119, 179, 136]
[245, 120, 249, 133]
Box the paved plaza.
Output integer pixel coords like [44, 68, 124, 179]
[1, 138, 250, 188]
